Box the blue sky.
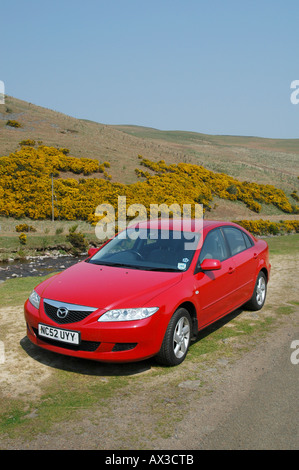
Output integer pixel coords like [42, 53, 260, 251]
[1, 0, 299, 138]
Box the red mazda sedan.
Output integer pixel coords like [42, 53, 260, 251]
[24, 220, 270, 366]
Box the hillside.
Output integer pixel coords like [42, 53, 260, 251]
[113, 125, 299, 192]
[0, 95, 299, 221]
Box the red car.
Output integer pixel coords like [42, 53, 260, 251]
[24, 220, 270, 366]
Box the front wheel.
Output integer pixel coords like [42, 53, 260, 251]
[246, 271, 267, 311]
[156, 308, 192, 366]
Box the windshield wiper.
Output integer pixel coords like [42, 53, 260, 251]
[89, 260, 181, 272]
[145, 267, 181, 272]
[90, 261, 135, 268]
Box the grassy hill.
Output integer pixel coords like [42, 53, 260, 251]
[113, 125, 299, 192]
[0, 95, 299, 222]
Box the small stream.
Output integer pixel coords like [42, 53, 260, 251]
[0, 254, 86, 281]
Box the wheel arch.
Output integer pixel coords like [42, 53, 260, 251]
[176, 301, 198, 337]
[260, 266, 269, 282]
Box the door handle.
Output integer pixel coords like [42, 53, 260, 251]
[253, 253, 258, 259]
[228, 266, 235, 274]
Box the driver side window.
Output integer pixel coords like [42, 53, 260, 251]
[199, 229, 228, 264]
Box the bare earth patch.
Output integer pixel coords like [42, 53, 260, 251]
[0, 307, 53, 399]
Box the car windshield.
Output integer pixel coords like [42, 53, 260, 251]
[88, 228, 200, 272]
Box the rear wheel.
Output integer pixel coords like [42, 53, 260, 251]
[246, 271, 267, 311]
[156, 308, 191, 366]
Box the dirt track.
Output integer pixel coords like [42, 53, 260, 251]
[0, 253, 298, 450]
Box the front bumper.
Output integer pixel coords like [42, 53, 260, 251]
[24, 298, 165, 363]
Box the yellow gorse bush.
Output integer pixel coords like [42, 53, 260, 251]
[0, 146, 298, 223]
[18, 233, 27, 244]
[0, 145, 102, 219]
[136, 157, 295, 214]
[15, 223, 36, 232]
[232, 219, 299, 235]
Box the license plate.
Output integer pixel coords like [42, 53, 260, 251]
[38, 323, 80, 345]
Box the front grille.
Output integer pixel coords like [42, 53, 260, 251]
[32, 328, 100, 352]
[43, 299, 97, 324]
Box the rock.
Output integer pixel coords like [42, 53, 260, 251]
[221, 337, 238, 344]
[217, 358, 229, 366]
[178, 380, 202, 391]
[24, 409, 38, 419]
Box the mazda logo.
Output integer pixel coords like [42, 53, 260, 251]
[57, 307, 69, 319]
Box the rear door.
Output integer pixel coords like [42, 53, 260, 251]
[194, 228, 239, 328]
[222, 226, 258, 303]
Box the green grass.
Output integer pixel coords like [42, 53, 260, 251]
[264, 233, 299, 255]
[275, 305, 295, 316]
[187, 312, 275, 362]
[0, 234, 68, 252]
[0, 273, 57, 306]
[0, 216, 100, 260]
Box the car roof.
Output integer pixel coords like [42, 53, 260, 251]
[129, 218, 236, 233]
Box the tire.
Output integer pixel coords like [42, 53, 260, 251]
[246, 271, 267, 311]
[156, 308, 192, 366]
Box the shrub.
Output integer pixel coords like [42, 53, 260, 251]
[226, 184, 238, 195]
[15, 223, 36, 232]
[6, 120, 22, 128]
[59, 148, 70, 155]
[233, 219, 299, 235]
[19, 139, 36, 146]
[18, 233, 27, 245]
[66, 226, 88, 254]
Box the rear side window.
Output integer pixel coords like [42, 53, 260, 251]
[223, 227, 249, 256]
[242, 231, 254, 248]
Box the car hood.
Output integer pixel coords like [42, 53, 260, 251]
[37, 260, 183, 311]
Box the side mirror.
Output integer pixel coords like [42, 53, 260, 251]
[88, 247, 99, 257]
[200, 259, 221, 271]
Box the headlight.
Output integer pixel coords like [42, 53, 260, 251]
[98, 307, 159, 322]
[28, 290, 41, 309]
